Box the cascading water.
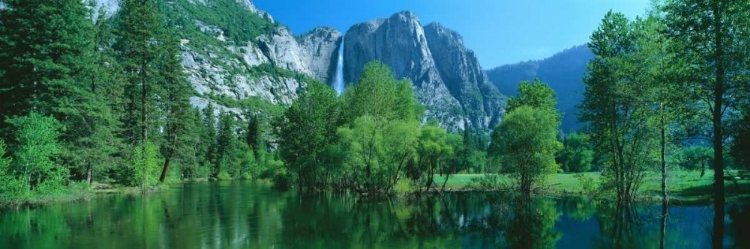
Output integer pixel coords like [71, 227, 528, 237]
[333, 40, 345, 94]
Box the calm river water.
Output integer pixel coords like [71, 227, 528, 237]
[0, 181, 748, 248]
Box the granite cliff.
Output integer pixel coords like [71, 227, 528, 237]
[344, 12, 505, 131]
[89, 1, 505, 132]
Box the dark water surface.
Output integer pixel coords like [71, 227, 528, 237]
[0, 181, 748, 248]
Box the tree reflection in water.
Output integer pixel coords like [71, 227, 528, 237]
[0, 182, 743, 248]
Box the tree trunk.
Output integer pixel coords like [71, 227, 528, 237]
[87, 163, 93, 185]
[141, 77, 147, 144]
[159, 157, 171, 183]
[660, 103, 668, 203]
[712, 1, 725, 248]
[660, 201, 668, 249]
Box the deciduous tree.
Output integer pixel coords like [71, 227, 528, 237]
[490, 106, 561, 194]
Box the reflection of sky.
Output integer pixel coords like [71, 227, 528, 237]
[555, 214, 600, 248]
[1, 181, 743, 249]
[554, 203, 714, 249]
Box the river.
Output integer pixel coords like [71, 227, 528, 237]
[0, 181, 748, 248]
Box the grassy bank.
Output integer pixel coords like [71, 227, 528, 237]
[434, 170, 750, 203]
[0, 182, 94, 207]
[0, 182, 173, 208]
[4, 171, 748, 207]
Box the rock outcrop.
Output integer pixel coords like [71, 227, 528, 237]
[344, 11, 505, 131]
[93, 0, 119, 18]
[87, 0, 343, 117]
[87, 1, 506, 132]
[423, 22, 504, 130]
[236, 0, 275, 23]
[170, 0, 350, 117]
[255, 26, 314, 76]
[299, 27, 343, 86]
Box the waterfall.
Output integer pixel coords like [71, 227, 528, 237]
[333, 40, 345, 94]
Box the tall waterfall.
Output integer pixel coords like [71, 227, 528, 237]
[333, 40, 345, 94]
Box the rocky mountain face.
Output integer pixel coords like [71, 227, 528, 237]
[344, 12, 505, 132]
[161, 0, 341, 116]
[299, 27, 343, 85]
[90, 1, 503, 132]
[486, 45, 594, 132]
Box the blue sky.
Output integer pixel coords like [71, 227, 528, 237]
[252, 0, 650, 69]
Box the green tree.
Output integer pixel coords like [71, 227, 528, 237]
[215, 112, 237, 179]
[0, 0, 126, 186]
[337, 116, 420, 194]
[581, 11, 660, 205]
[246, 114, 262, 157]
[443, 133, 477, 182]
[490, 106, 562, 194]
[157, 26, 194, 183]
[199, 104, 218, 178]
[73, 6, 132, 185]
[66, 5, 128, 185]
[558, 133, 594, 173]
[506, 78, 558, 113]
[411, 121, 453, 193]
[6, 113, 68, 194]
[179, 107, 208, 179]
[343, 61, 423, 122]
[0, 139, 24, 197]
[276, 82, 342, 189]
[0, 0, 95, 120]
[133, 141, 159, 189]
[731, 111, 750, 170]
[674, 145, 713, 171]
[455, 129, 488, 174]
[334, 61, 424, 194]
[662, 1, 750, 245]
[114, 0, 164, 146]
[625, 11, 693, 209]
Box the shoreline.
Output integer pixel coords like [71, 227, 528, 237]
[2, 176, 748, 208]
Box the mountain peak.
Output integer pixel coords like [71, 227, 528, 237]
[391, 10, 419, 21]
[424, 22, 464, 45]
[238, 0, 275, 23]
[344, 11, 504, 132]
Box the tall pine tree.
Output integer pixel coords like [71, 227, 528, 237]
[0, 0, 95, 120]
[0, 0, 126, 185]
[156, 17, 195, 183]
[114, 0, 163, 147]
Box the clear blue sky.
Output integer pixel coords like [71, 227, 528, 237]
[252, 0, 650, 69]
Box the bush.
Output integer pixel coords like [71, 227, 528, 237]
[241, 172, 253, 180]
[5, 112, 67, 195]
[216, 171, 232, 181]
[574, 173, 599, 196]
[133, 141, 161, 188]
[557, 133, 594, 173]
[272, 172, 292, 190]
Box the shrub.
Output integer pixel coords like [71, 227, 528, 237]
[217, 171, 232, 181]
[574, 173, 599, 196]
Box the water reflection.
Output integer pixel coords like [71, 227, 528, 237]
[0, 181, 745, 248]
[727, 204, 750, 248]
[497, 196, 561, 248]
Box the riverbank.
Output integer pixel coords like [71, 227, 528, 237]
[3, 170, 748, 207]
[0, 182, 170, 208]
[432, 171, 750, 204]
[0, 182, 94, 208]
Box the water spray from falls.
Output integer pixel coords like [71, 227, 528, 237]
[333, 40, 345, 95]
